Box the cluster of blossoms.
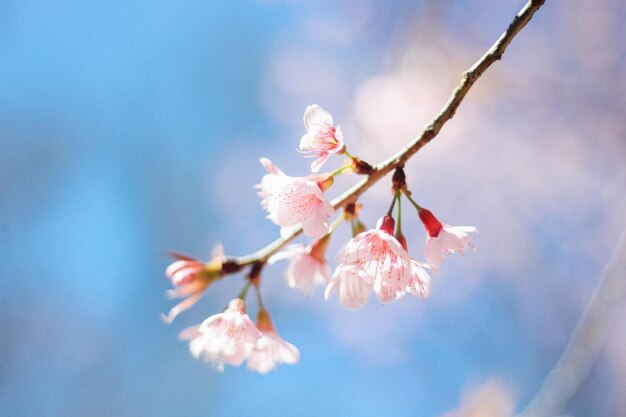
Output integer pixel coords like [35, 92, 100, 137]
[179, 298, 299, 373]
[163, 105, 476, 373]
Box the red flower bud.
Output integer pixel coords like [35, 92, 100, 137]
[418, 209, 443, 237]
[377, 215, 396, 235]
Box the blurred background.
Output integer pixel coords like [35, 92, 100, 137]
[2, 0, 625, 416]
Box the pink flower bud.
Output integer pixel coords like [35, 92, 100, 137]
[165, 258, 203, 287]
[162, 245, 225, 324]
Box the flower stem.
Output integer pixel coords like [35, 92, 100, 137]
[387, 193, 397, 216]
[350, 219, 357, 236]
[330, 164, 350, 177]
[237, 280, 253, 300]
[254, 284, 266, 311]
[403, 190, 423, 211]
[396, 191, 403, 233]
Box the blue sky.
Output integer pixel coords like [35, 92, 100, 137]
[2, 1, 625, 416]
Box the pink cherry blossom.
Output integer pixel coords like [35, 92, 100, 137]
[268, 236, 331, 294]
[325, 216, 413, 307]
[256, 158, 334, 239]
[405, 260, 431, 298]
[394, 230, 432, 298]
[419, 208, 478, 273]
[247, 310, 299, 374]
[300, 105, 346, 172]
[256, 158, 294, 226]
[179, 298, 261, 371]
[324, 263, 374, 309]
[162, 244, 225, 324]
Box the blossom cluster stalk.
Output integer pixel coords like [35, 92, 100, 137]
[162, 0, 547, 373]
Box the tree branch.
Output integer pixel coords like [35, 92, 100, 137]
[517, 228, 626, 417]
[233, 0, 546, 267]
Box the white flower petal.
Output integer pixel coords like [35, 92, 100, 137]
[259, 157, 283, 175]
[310, 153, 330, 173]
[405, 260, 431, 298]
[325, 264, 373, 309]
[303, 104, 333, 132]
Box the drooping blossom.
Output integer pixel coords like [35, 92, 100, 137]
[418, 208, 478, 273]
[162, 244, 225, 324]
[179, 298, 261, 371]
[324, 263, 374, 309]
[405, 260, 431, 298]
[395, 229, 432, 299]
[268, 234, 331, 294]
[256, 157, 334, 239]
[299, 105, 346, 172]
[325, 215, 412, 307]
[247, 310, 299, 374]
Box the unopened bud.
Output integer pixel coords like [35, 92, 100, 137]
[257, 309, 274, 332]
[317, 174, 334, 191]
[354, 220, 366, 235]
[343, 202, 362, 221]
[309, 234, 331, 263]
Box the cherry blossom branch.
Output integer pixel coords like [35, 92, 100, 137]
[233, 0, 546, 268]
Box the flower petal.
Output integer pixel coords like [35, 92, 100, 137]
[259, 157, 283, 175]
[161, 293, 203, 324]
[406, 260, 431, 298]
[303, 104, 333, 132]
[325, 264, 373, 309]
[211, 242, 225, 260]
[310, 153, 330, 173]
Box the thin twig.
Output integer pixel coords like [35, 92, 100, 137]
[517, 228, 626, 417]
[233, 0, 546, 267]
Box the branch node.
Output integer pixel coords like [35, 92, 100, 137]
[222, 260, 244, 275]
[351, 157, 374, 175]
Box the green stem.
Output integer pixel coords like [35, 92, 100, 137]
[330, 164, 350, 177]
[344, 150, 354, 160]
[237, 280, 253, 300]
[396, 191, 403, 233]
[403, 190, 423, 211]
